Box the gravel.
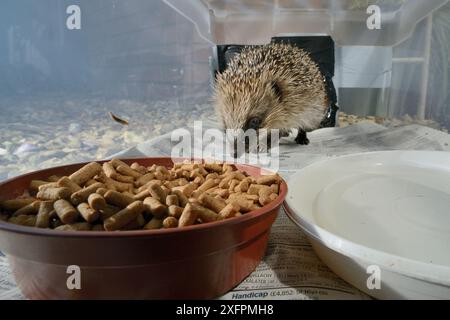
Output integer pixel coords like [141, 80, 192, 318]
[0, 96, 215, 181]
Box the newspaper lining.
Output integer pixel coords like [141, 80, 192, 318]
[1, 122, 449, 300]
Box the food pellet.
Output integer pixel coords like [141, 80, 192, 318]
[104, 201, 144, 231]
[69, 162, 102, 186]
[156, 166, 170, 176]
[168, 205, 184, 218]
[54, 199, 78, 224]
[38, 182, 59, 191]
[227, 196, 259, 212]
[102, 162, 116, 178]
[136, 180, 160, 193]
[222, 164, 234, 174]
[192, 179, 218, 198]
[163, 216, 178, 228]
[166, 194, 179, 207]
[97, 173, 131, 192]
[259, 187, 274, 206]
[99, 205, 120, 221]
[143, 197, 167, 218]
[85, 179, 98, 187]
[204, 163, 222, 173]
[193, 175, 205, 185]
[112, 172, 135, 184]
[96, 188, 109, 197]
[247, 184, 267, 195]
[57, 176, 82, 194]
[256, 174, 280, 186]
[135, 173, 155, 187]
[37, 187, 71, 201]
[199, 194, 226, 213]
[130, 162, 147, 175]
[35, 201, 54, 228]
[123, 213, 146, 230]
[71, 182, 105, 206]
[242, 193, 258, 201]
[77, 203, 99, 223]
[206, 173, 219, 180]
[228, 179, 239, 192]
[235, 178, 251, 193]
[122, 191, 135, 199]
[148, 183, 167, 204]
[178, 203, 198, 227]
[172, 182, 198, 198]
[170, 174, 183, 185]
[104, 190, 134, 208]
[88, 193, 107, 211]
[116, 164, 142, 179]
[154, 171, 166, 180]
[172, 190, 189, 207]
[211, 188, 229, 198]
[190, 203, 218, 223]
[13, 201, 41, 216]
[143, 217, 163, 230]
[110, 159, 128, 169]
[133, 189, 151, 201]
[9, 215, 37, 227]
[218, 203, 241, 220]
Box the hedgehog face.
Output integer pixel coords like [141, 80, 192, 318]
[215, 76, 287, 156]
[215, 76, 283, 133]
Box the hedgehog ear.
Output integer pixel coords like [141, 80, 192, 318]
[271, 81, 282, 101]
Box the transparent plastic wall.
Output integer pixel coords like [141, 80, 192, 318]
[166, 0, 450, 127]
[0, 0, 213, 180]
[338, 4, 450, 128]
[1, 0, 450, 181]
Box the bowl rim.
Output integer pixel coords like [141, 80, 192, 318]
[0, 157, 288, 238]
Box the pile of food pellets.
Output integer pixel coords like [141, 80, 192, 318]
[0, 159, 282, 231]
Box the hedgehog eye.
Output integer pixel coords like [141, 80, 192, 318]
[246, 117, 261, 131]
[271, 81, 282, 101]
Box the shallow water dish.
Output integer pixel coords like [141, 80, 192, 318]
[284, 151, 450, 300]
[0, 158, 287, 300]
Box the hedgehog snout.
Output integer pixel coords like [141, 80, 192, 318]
[229, 127, 276, 158]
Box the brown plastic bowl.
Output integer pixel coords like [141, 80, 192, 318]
[0, 158, 287, 300]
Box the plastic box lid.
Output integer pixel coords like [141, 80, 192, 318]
[164, 0, 449, 45]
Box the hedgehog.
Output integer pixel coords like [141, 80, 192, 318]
[214, 42, 329, 148]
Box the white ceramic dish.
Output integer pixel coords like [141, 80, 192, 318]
[284, 151, 450, 300]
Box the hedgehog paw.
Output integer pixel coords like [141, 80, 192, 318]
[295, 129, 310, 145]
